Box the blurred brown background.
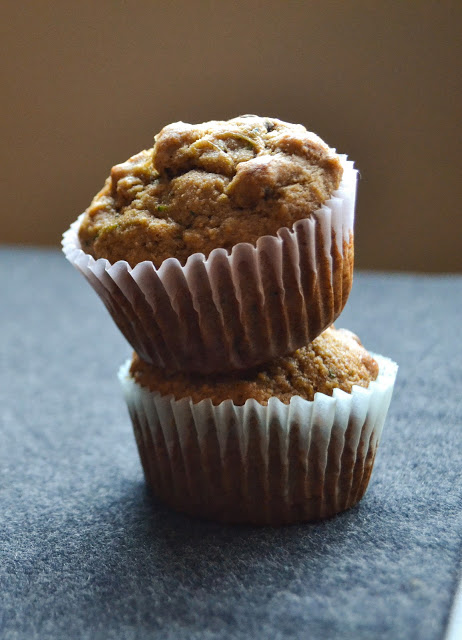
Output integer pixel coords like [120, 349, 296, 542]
[1, 1, 461, 272]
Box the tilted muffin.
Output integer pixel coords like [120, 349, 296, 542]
[63, 115, 357, 373]
[78, 116, 343, 267]
[119, 327, 398, 525]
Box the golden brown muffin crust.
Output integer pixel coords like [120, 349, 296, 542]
[129, 327, 379, 405]
[78, 116, 342, 268]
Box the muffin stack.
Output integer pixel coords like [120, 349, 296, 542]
[63, 116, 397, 525]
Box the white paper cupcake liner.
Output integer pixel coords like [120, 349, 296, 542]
[63, 156, 357, 373]
[118, 353, 397, 525]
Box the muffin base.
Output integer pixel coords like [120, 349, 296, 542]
[119, 354, 397, 525]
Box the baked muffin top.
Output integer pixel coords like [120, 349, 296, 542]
[129, 326, 379, 406]
[78, 115, 342, 268]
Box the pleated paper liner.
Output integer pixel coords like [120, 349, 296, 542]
[118, 354, 398, 525]
[63, 156, 357, 374]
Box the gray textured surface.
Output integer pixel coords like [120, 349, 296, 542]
[1, 247, 461, 640]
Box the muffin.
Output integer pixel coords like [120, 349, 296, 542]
[78, 116, 343, 267]
[119, 327, 398, 525]
[63, 115, 357, 373]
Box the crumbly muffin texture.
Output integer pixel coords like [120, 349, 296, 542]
[79, 116, 343, 268]
[130, 327, 379, 406]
